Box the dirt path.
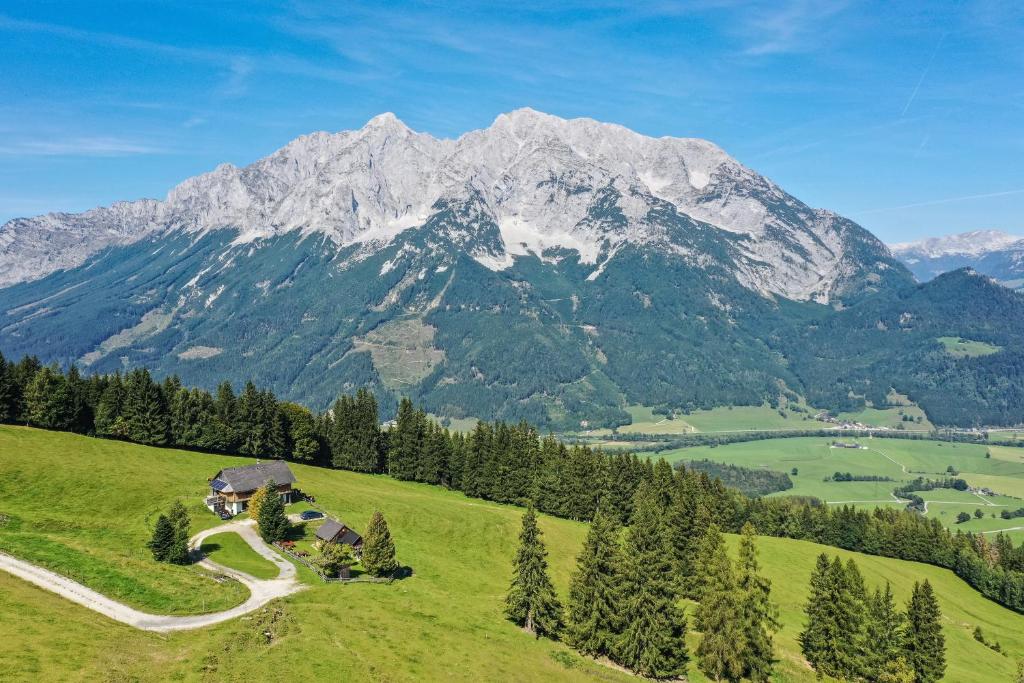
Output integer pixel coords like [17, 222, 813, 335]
[0, 518, 303, 633]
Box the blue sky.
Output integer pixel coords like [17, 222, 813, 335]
[0, 1, 1021, 243]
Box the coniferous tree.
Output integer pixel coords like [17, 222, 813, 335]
[362, 510, 398, 577]
[147, 514, 175, 562]
[616, 483, 688, 680]
[736, 523, 779, 683]
[94, 372, 126, 437]
[0, 352, 18, 423]
[256, 481, 290, 544]
[566, 507, 623, 657]
[866, 582, 905, 676]
[504, 505, 562, 638]
[800, 554, 865, 680]
[166, 500, 191, 565]
[695, 523, 744, 682]
[904, 580, 946, 683]
[122, 368, 169, 445]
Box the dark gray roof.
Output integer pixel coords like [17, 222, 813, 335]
[315, 518, 345, 542]
[315, 518, 362, 546]
[213, 460, 296, 493]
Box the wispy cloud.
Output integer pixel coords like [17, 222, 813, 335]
[736, 0, 852, 56]
[0, 137, 168, 157]
[852, 188, 1024, 215]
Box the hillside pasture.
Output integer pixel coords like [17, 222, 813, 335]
[2, 426, 1024, 681]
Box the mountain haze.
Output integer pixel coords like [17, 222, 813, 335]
[891, 230, 1024, 290]
[1, 110, 1020, 428]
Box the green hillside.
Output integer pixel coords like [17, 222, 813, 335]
[2, 426, 1024, 681]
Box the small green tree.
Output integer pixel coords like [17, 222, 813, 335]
[504, 505, 562, 638]
[147, 514, 175, 562]
[904, 580, 946, 683]
[878, 656, 917, 683]
[313, 541, 355, 577]
[256, 482, 289, 544]
[362, 511, 398, 577]
[566, 507, 623, 657]
[164, 501, 191, 565]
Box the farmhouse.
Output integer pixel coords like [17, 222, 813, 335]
[315, 517, 364, 553]
[205, 460, 297, 515]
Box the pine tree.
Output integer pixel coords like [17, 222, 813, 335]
[147, 514, 175, 562]
[504, 505, 562, 638]
[362, 510, 398, 577]
[866, 582, 905, 676]
[0, 352, 16, 423]
[904, 580, 946, 683]
[800, 554, 865, 680]
[566, 507, 623, 657]
[256, 481, 290, 544]
[695, 523, 744, 682]
[616, 483, 688, 680]
[736, 523, 779, 683]
[166, 500, 191, 565]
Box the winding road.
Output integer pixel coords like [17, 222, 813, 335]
[0, 517, 304, 633]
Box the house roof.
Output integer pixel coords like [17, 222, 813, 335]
[212, 460, 296, 493]
[315, 518, 362, 546]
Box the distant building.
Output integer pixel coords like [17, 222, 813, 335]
[315, 518, 364, 553]
[831, 441, 865, 449]
[205, 460, 297, 515]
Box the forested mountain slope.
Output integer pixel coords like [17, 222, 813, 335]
[0, 112, 1020, 427]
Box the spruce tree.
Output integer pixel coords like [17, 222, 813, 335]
[147, 514, 175, 562]
[566, 507, 623, 657]
[695, 523, 744, 682]
[800, 555, 867, 680]
[166, 500, 191, 565]
[866, 582, 905, 675]
[904, 580, 946, 683]
[616, 483, 688, 680]
[504, 505, 562, 638]
[256, 482, 290, 544]
[736, 523, 779, 683]
[362, 510, 398, 577]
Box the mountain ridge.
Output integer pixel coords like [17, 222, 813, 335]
[891, 229, 1024, 289]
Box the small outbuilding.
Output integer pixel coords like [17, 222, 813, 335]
[315, 518, 364, 553]
[206, 460, 297, 516]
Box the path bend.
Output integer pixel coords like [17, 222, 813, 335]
[0, 518, 303, 633]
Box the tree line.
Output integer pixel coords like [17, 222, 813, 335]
[3, 353, 1024, 616]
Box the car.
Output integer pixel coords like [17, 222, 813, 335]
[218, 511, 232, 520]
[299, 509, 323, 521]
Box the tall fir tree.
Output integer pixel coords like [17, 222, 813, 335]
[616, 482, 688, 680]
[566, 507, 623, 657]
[166, 500, 191, 565]
[0, 352, 18, 423]
[256, 481, 290, 544]
[904, 580, 946, 683]
[504, 505, 562, 638]
[736, 523, 779, 683]
[800, 554, 866, 680]
[865, 582, 905, 676]
[361, 510, 398, 577]
[694, 523, 744, 682]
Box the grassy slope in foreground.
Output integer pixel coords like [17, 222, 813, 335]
[1, 427, 1023, 682]
[199, 531, 280, 580]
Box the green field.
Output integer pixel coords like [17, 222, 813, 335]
[614, 400, 932, 435]
[2, 426, 1024, 681]
[651, 437, 1024, 538]
[938, 336, 1002, 358]
[200, 532, 280, 580]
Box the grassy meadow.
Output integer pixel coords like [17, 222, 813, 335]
[651, 436, 1024, 539]
[2, 426, 1024, 681]
[199, 532, 280, 580]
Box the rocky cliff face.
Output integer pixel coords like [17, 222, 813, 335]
[0, 109, 905, 301]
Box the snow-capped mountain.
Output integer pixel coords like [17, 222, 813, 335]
[0, 109, 899, 302]
[891, 230, 1024, 289]
[17, 109, 1001, 428]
